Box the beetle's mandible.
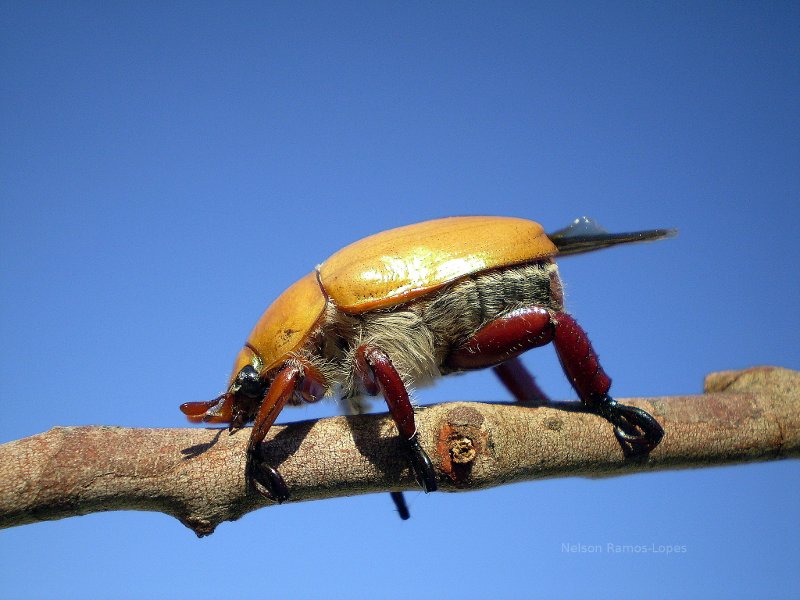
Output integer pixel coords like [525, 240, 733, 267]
[181, 216, 675, 517]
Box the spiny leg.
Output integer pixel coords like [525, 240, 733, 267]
[247, 363, 302, 502]
[356, 344, 438, 493]
[552, 313, 663, 453]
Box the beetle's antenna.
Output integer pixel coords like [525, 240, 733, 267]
[179, 394, 230, 424]
[549, 217, 676, 256]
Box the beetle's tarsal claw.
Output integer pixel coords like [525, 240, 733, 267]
[405, 435, 438, 493]
[228, 408, 246, 432]
[390, 491, 411, 520]
[596, 396, 664, 455]
[248, 454, 290, 503]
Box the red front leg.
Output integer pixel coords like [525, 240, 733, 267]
[247, 363, 302, 502]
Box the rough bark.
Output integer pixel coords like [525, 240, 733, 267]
[0, 366, 797, 537]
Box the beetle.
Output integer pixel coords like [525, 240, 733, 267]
[181, 216, 674, 516]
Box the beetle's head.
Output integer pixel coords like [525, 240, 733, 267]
[226, 364, 268, 430]
[180, 364, 267, 430]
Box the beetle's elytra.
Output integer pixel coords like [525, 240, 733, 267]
[181, 216, 675, 516]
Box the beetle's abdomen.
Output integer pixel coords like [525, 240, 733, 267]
[318, 216, 557, 313]
[420, 261, 561, 355]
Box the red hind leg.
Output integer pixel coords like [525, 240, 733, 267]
[446, 306, 554, 404]
[446, 306, 554, 370]
[552, 313, 663, 452]
[446, 306, 663, 454]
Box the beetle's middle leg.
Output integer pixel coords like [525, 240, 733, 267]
[446, 306, 663, 454]
[344, 394, 411, 520]
[355, 344, 438, 493]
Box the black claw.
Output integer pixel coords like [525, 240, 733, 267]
[390, 491, 411, 520]
[406, 435, 438, 493]
[596, 396, 664, 454]
[248, 453, 290, 503]
[229, 408, 246, 432]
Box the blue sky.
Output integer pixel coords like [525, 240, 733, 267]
[1, 2, 798, 598]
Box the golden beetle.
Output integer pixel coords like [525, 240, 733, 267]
[181, 216, 673, 516]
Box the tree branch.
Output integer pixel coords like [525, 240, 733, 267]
[1, 366, 797, 536]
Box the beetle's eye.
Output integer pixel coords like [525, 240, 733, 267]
[236, 365, 263, 398]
